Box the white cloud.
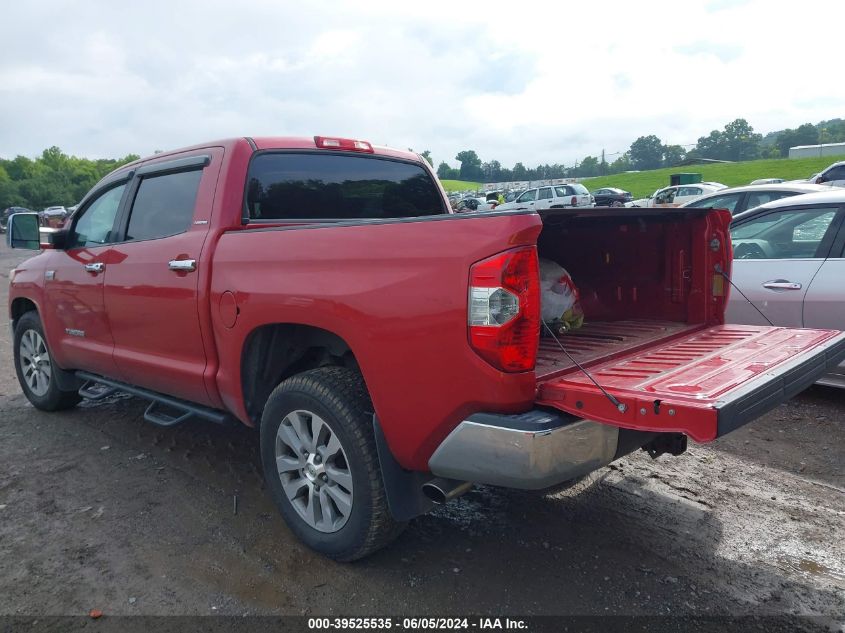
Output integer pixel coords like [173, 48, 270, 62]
[0, 0, 842, 169]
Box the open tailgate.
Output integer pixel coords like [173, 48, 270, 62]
[536, 325, 845, 442]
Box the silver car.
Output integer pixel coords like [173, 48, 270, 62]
[680, 182, 829, 215]
[727, 190, 845, 387]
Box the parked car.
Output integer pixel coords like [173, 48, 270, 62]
[630, 183, 727, 208]
[1, 206, 32, 233]
[812, 161, 845, 187]
[727, 189, 845, 387]
[8, 136, 844, 562]
[680, 183, 829, 215]
[496, 183, 593, 211]
[456, 196, 494, 212]
[750, 178, 784, 185]
[39, 206, 69, 228]
[591, 187, 633, 207]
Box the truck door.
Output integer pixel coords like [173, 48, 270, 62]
[535, 187, 554, 210]
[817, 164, 845, 188]
[514, 188, 538, 210]
[102, 150, 223, 406]
[726, 204, 842, 327]
[41, 180, 129, 378]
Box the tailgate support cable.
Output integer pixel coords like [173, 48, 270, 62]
[715, 265, 774, 326]
[541, 319, 627, 413]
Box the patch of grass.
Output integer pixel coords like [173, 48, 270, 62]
[439, 179, 483, 193]
[580, 156, 832, 199]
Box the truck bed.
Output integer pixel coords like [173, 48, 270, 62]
[536, 319, 700, 379]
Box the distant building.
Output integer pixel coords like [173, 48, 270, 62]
[789, 142, 845, 159]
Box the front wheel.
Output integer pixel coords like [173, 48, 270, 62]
[260, 367, 404, 561]
[13, 311, 81, 411]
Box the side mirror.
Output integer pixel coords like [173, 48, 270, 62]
[815, 176, 824, 184]
[39, 226, 67, 249]
[6, 213, 41, 250]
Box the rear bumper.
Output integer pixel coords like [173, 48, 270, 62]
[428, 335, 845, 490]
[428, 410, 621, 490]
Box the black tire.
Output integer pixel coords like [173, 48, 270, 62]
[260, 366, 404, 561]
[13, 311, 82, 411]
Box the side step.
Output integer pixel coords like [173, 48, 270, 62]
[76, 371, 235, 428]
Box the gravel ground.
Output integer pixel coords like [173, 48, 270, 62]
[0, 241, 842, 630]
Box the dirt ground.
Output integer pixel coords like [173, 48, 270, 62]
[0, 241, 843, 629]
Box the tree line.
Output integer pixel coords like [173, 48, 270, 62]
[0, 146, 139, 211]
[3, 117, 844, 209]
[433, 117, 845, 183]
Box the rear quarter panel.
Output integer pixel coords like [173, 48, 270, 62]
[210, 212, 542, 470]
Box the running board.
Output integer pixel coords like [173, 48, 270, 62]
[75, 371, 234, 427]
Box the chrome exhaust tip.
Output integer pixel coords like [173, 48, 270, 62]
[421, 478, 472, 504]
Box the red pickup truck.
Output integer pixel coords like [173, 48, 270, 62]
[7, 136, 845, 561]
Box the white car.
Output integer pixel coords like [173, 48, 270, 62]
[812, 161, 845, 187]
[679, 183, 829, 215]
[726, 189, 845, 388]
[630, 182, 727, 208]
[496, 183, 593, 211]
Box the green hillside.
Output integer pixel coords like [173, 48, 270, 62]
[439, 179, 482, 193]
[580, 156, 832, 199]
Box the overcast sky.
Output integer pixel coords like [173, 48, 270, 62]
[1, 0, 842, 168]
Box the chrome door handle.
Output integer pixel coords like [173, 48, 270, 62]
[762, 280, 802, 290]
[168, 259, 197, 272]
[84, 262, 105, 273]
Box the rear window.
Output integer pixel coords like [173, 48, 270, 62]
[569, 184, 589, 195]
[246, 153, 446, 221]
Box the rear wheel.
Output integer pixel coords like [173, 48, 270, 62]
[260, 367, 404, 561]
[13, 311, 81, 411]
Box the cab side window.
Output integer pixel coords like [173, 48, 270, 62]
[538, 188, 553, 200]
[66, 183, 127, 249]
[821, 165, 845, 183]
[677, 187, 702, 197]
[731, 207, 838, 259]
[746, 190, 796, 209]
[686, 193, 742, 213]
[125, 170, 202, 242]
[655, 188, 676, 203]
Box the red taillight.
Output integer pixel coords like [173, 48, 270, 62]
[571, 196, 577, 207]
[314, 135, 374, 153]
[468, 246, 540, 372]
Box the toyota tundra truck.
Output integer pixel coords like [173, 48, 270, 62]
[7, 136, 845, 561]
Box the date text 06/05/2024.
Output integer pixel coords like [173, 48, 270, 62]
[307, 617, 528, 630]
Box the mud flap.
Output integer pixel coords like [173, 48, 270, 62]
[373, 416, 435, 521]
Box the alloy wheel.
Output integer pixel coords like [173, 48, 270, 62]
[20, 329, 52, 397]
[275, 409, 354, 533]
